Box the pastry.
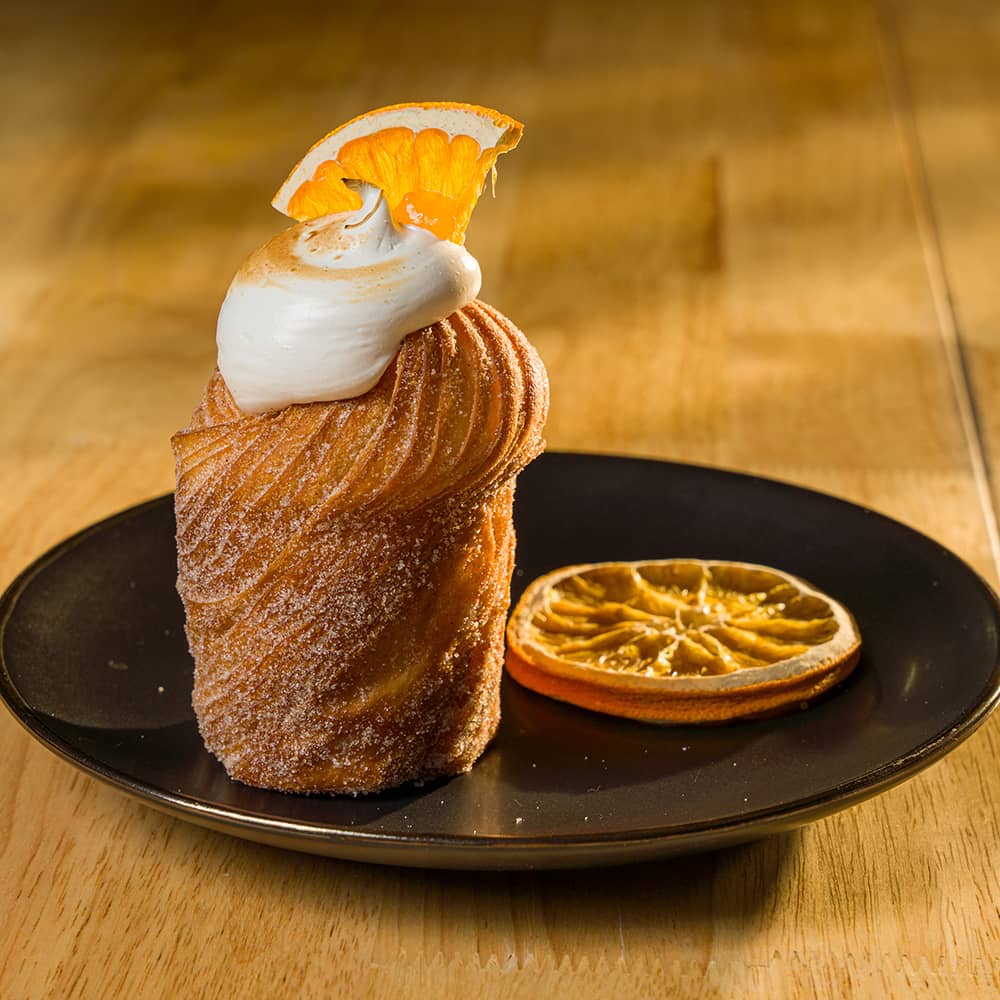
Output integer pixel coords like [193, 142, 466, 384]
[172, 105, 547, 793]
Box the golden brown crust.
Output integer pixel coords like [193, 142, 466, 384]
[172, 300, 548, 792]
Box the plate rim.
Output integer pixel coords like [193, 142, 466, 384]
[2, 452, 1000, 863]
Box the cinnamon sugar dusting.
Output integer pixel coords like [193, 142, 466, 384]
[173, 301, 548, 793]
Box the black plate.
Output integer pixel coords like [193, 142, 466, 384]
[2, 453, 998, 869]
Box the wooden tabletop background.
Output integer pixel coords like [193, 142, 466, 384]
[2, 0, 999, 996]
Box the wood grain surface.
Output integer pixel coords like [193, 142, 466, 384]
[2, 0, 999, 996]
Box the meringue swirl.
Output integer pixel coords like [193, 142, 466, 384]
[216, 183, 482, 413]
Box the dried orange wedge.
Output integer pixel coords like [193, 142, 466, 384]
[272, 101, 523, 243]
[506, 560, 861, 723]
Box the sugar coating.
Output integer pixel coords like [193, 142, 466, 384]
[171, 300, 549, 793]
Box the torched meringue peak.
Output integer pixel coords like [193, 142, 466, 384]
[216, 182, 482, 414]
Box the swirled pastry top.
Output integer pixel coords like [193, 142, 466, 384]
[216, 183, 482, 413]
[174, 301, 549, 602]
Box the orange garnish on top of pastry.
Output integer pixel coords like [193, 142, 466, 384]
[271, 101, 523, 243]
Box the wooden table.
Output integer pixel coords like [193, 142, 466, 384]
[2, 1, 999, 995]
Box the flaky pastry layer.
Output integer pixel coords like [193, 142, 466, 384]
[172, 300, 548, 792]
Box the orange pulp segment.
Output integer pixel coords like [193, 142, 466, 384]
[272, 102, 523, 243]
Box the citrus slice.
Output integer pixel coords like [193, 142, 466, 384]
[272, 101, 523, 243]
[506, 560, 861, 723]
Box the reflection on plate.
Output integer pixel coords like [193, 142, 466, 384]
[2, 453, 998, 869]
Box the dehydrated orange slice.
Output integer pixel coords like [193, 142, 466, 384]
[272, 101, 523, 243]
[506, 560, 861, 723]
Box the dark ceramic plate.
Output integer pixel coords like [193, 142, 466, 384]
[2, 453, 999, 869]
